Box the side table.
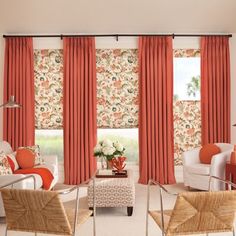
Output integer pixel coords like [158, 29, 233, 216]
[225, 162, 236, 190]
[87, 169, 135, 216]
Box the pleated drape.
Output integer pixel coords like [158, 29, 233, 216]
[201, 36, 230, 144]
[138, 36, 176, 184]
[3, 37, 35, 150]
[63, 37, 97, 185]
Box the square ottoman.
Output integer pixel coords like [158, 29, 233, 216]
[87, 169, 135, 216]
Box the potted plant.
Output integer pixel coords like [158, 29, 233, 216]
[94, 139, 125, 169]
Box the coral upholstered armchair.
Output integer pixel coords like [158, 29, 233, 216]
[183, 143, 233, 191]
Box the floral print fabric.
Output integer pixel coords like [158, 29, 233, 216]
[34, 49, 139, 129]
[96, 49, 139, 128]
[34, 49, 63, 129]
[174, 101, 201, 165]
[0, 151, 12, 175]
[174, 49, 200, 57]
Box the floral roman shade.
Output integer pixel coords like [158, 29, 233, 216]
[173, 101, 201, 165]
[34, 49, 63, 129]
[96, 49, 139, 128]
[34, 49, 139, 129]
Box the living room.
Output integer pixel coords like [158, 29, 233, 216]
[1, 1, 236, 235]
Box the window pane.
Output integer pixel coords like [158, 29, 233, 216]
[35, 130, 63, 161]
[173, 51, 201, 165]
[97, 128, 138, 163]
[174, 57, 200, 101]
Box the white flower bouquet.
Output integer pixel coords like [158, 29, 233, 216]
[94, 139, 125, 161]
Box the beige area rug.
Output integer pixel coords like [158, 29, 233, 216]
[0, 167, 235, 235]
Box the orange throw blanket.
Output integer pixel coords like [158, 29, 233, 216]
[14, 168, 54, 190]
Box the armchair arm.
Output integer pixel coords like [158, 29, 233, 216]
[210, 150, 231, 178]
[209, 176, 236, 190]
[182, 147, 201, 166]
[43, 155, 58, 166]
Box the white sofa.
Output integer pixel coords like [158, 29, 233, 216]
[0, 141, 59, 217]
[183, 143, 233, 191]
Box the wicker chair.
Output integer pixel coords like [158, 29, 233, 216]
[0, 176, 96, 236]
[146, 176, 236, 236]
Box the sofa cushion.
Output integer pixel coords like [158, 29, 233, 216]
[186, 163, 211, 175]
[16, 149, 35, 169]
[199, 144, 221, 164]
[0, 151, 13, 175]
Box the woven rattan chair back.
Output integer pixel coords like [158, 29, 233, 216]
[1, 188, 72, 235]
[166, 190, 236, 235]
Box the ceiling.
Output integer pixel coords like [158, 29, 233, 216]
[0, 0, 236, 34]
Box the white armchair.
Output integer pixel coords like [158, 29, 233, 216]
[0, 141, 59, 217]
[183, 143, 233, 191]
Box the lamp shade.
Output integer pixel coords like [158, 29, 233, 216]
[0, 96, 21, 108]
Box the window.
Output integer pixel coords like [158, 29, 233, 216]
[35, 130, 63, 162]
[34, 49, 63, 162]
[174, 50, 200, 101]
[96, 49, 139, 164]
[97, 128, 138, 163]
[173, 49, 201, 165]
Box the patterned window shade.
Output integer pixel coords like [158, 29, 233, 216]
[96, 49, 139, 128]
[174, 49, 200, 57]
[34, 49, 63, 129]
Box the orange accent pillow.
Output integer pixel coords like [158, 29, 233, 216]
[199, 144, 221, 164]
[16, 148, 35, 169]
[7, 156, 15, 172]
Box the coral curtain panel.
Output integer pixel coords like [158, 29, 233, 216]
[3, 37, 35, 150]
[138, 36, 176, 184]
[63, 37, 97, 185]
[201, 36, 230, 145]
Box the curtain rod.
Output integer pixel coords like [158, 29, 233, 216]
[2, 33, 233, 40]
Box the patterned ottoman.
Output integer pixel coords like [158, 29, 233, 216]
[87, 170, 135, 216]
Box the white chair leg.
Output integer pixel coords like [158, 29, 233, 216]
[146, 214, 148, 236]
[233, 229, 235, 236]
[5, 227, 7, 236]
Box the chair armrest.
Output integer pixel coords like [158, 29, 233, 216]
[147, 180, 178, 232]
[43, 155, 58, 166]
[148, 179, 178, 196]
[210, 150, 231, 178]
[0, 175, 36, 189]
[182, 147, 201, 166]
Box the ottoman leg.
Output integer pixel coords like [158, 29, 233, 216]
[89, 207, 94, 216]
[127, 207, 133, 216]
